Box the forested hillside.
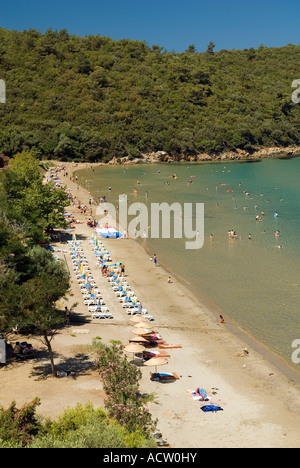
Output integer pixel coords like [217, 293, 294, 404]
[0, 27, 300, 162]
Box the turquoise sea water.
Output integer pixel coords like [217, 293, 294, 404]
[76, 157, 300, 371]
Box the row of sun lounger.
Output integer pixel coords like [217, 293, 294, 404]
[89, 234, 155, 322]
[68, 238, 114, 320]
[79, 234, 182, 385]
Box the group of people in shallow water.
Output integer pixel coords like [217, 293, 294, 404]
[227, 230, 254, 241]
[228, 229, 238, 240]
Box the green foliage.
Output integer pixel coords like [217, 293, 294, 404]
[0, 402, 156, 448]
[44, 402, 106, 438]
[92, 340, 157, 436]
[0, 151, 70, 375]
[0, 232, 69, 337]
[0, 27, 300, 161]
[0, 398, 42, 447]
[0, 261, 23, 332]
[0, 152, 70, 243]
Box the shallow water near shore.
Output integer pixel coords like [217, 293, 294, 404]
[76, 157, 300, 373]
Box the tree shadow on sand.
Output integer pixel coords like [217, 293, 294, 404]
[30, 352, 95, 381]
[69, 233, 89, 241]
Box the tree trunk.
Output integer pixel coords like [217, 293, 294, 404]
[43, 332, 56, 377]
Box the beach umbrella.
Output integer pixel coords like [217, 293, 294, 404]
[133, 321, 150, 328]
[96, 298, 102, 311]
[124, 343, 145, 353]
[124, 343, 145, 362]
[129, 316, 149, 323]
[143, 356, 168, 373]
[129, 336, 149, 343]
[131, 327, 151, 335]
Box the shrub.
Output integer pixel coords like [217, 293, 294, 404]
[92, 340, 157, 435]
[0, 401, 156, 448]
[0, 398, 42, 447]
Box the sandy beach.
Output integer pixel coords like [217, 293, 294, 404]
[2, 160, 300, 448]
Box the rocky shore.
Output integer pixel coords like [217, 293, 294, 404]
[2, 146, 300, 170]
[108, 145, 300, 165]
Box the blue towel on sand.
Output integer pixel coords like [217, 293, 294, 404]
[201, 405, 223, 413]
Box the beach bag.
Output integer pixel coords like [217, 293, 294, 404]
[201, 405, 223, 413]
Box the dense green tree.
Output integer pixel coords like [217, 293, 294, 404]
[0, 152, 69, 242]
[0, 398, 42, 447]
[0, 152, 70, 375]
[206, 41, 216, 55]
[0, 27, 300, 161]
[0, 402, 156, 448]
[186, 44, 197, 53]
[0, 217, 70, 375]
[0, 260, 23, 333]
[19, 261, 70, 377]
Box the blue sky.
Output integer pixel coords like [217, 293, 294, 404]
[0, 0, 299, 53]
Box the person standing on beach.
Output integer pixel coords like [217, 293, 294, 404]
[65, 307, 70, 325]
[153, 254, 158, 267]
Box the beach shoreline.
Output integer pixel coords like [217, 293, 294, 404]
[2, 160, 300, 447]
[65, 160, 300, 447]
[71, 160, 300, 386]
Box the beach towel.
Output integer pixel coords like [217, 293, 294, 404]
[187, 388, 212, 401]
[158, 344, 182, 349]
[153, 373, 173, 377]
[150, 372, 180, 381]
[201, 405, 223, 413]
